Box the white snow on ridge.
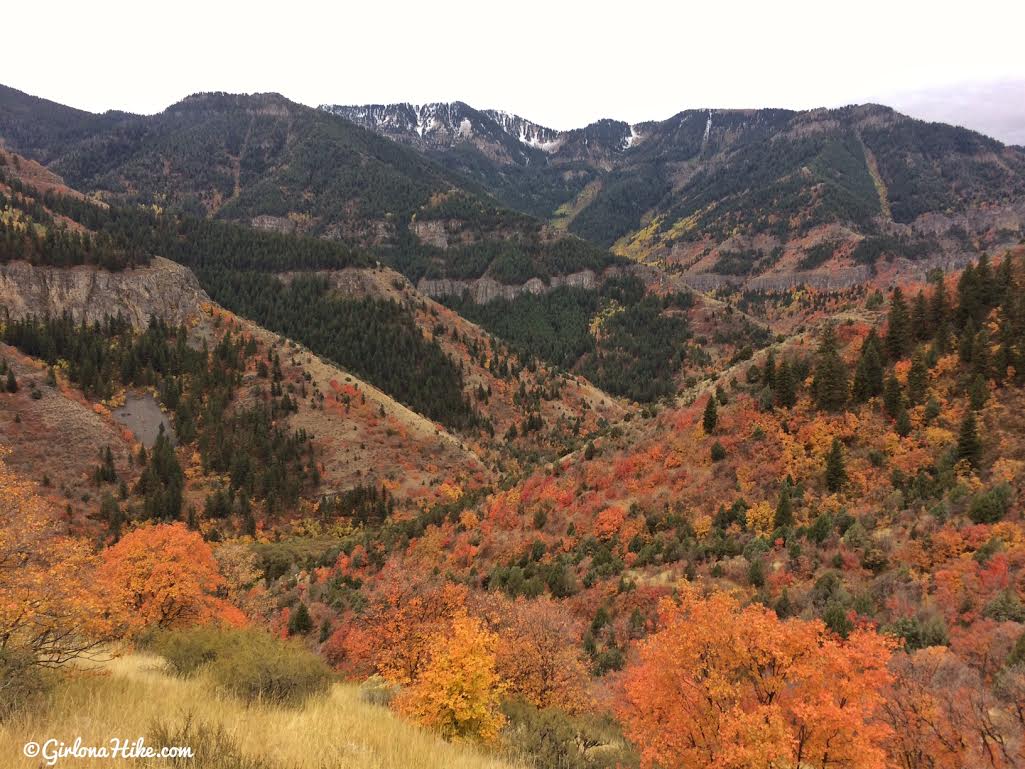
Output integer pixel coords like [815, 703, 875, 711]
[622, 125, 641, 150]
[703, 111, 713, 143]
[325, 102, 571, 153]
[484, 108, 563, 153]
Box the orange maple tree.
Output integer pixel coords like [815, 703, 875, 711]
[617, 587, 895, 769]
[396, 611, 506, 742]
[98, 522, 237, 635]
[0, 450, 112, 665]
[493, 595, 591, 712]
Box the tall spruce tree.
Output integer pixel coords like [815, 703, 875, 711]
[971, 329, 991, 380]
[135, 424, 184, 521]
[702, 395, 718, 434]
[763, 350, 776, 389]
[852, 329, 884, 402]
[812, 327, 849, 412]
[969, 373, 988, 410]
[911, 290, 931, 341]
[883, 372, 904, 419]
[774, 359, 797, 409]
[885, 287, 913, 361]
[907, 352, 928, 405]
[930, 275, 950, 333]
[774, 482, 794, 529]
[895, 406, 913, 438]
[956, 410, 982, 469]
[825, 438, 847, 493]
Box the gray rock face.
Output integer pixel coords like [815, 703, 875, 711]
[417, 269, 599, 303]
[0, 256, 210, 327]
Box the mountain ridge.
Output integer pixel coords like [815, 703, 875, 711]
[0, 84, 618, 286]
[323, 98, 1025, 285]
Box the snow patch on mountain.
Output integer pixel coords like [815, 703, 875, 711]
[622, 125, 641, 150]
[483, 109, 563, 153]
[321, 102, 633, 156]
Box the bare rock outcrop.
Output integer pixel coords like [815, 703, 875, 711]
[417, 269, 599, 303]
[0, 256, 210, 327]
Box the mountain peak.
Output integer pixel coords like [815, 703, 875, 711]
[320, 101, 640, 160]
[169, 91, 296, 114]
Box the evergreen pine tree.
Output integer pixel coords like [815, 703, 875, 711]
[812, 327, 848, 412]
[101, 492, 124, 541]
[241, 494, 256, 537]
[933, 320, 951, 356]
[885, 287, 913, 361]
[907, 352, 928, 405]
[135, 424, 184, 520]
[883, 373, 904, 419]
[825, 438, 847, 493]
[959, 318, 976, 364]
[774, 483, 794, 529]
[971, 329, 991, 380]
[774, 359, 797, 409]
[969, 373, 988, 410]
[763, 350, 776, 389]
[895, 407, 912, 438]
[911, 290, 930, 341]
[976, 253, 996, 310]
[702, 395, 718, 434]
[288, 602, 313, 636]
[852, 330, 884, 402]
[956, 263, 979, 328]
[5, 369, 17, 393]
[956, 410, 982, 469]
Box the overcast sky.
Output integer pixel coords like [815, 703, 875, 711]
[6, 0, 1024, 143]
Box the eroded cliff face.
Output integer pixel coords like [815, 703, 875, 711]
[417, 269, 599, 303]
[0, 256, 210, 327]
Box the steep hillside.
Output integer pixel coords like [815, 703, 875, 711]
[281, 249, 1025, 768]
[0, 157, 631, 521]
[0, 85, 617, 285]
[0, 169, 495, 528]
[0, 255, 492, 526]
[328, 100, 1025, 286]
[1, 653, 522, 769]
[273, 265, 627, 468]
[0, 339, 138, 527]
[4, 85, 1025, 769]
[443, 268, 770, 402]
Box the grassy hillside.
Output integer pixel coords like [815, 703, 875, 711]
[1, 654, 522, 769]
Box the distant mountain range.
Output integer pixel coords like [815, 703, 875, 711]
[323, 100, 1025, 284]
[0, 85, 616, 286]
[2, 82, 1023, 290]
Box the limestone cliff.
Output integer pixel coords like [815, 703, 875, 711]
[417, 269, 599, 303]
[0, 256, 209, 327]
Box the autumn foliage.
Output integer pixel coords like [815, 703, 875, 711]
[493, 596, 591, 713]
[396, 612, 506, 742]
[618, 588, 895, 769]
[99, 522, 241, 635]
[0, 451, 111, 665]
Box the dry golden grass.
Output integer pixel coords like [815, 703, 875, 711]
[0, 654, 524, 769]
